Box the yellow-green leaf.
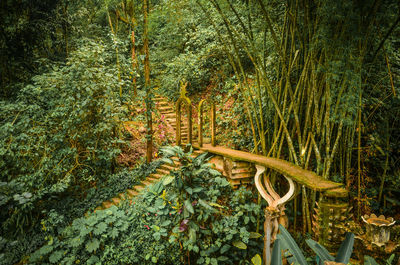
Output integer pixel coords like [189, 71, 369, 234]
[233, 241, 247, 249]
[251, 254, 262, 265]
[209, 202, 225, 208]
[249, 232, 262, 239]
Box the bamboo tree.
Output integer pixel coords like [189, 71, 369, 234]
[144, 0, 152, 163]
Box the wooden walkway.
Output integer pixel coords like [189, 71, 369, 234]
[194, 144, 347, 196]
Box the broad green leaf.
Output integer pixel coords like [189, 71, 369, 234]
[38, 245, 54, 255]
[218, 256, 229, 261]
[163, 176, 175, 186]
[387, 254, 395, 265]
[87, 255, 100, 265]
[306, 238, 334, 262]
[233, 241, 247, 249]
[49, 250, 63, 263]
[184, 199, 194, 214]
[335, 233, 354, 264]
[251, 254, 262, 265]
[161, 220, 171, 227]
[271, 239, 283, 265]
[364, 256, 380, 265]
[220, 244, 230, 254]
[86, 238, 100, 253]
[94, 222, 107, 235]
[277, 224, 307, 265]
[249, 232, 262, 239]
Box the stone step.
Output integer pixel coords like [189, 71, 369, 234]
[149, 173, 163, 179]
[111, 197, 121, 205]
[231, 167, 255, 174]
[133, 185, 145, 192]
[141, 180, 153, 186]
[102, 201, 114, 209]
[126, 189, 139, 198]
[230, 172, 254, 179]
[160, 164, 177, 171]
[156, 168, 170, 175]
[155, 100, 169, 105]
[228, 178, 253, 187]
[159, 106, 174, 112]
[118, 193, 127, 200]
[147, 176, 159, 182]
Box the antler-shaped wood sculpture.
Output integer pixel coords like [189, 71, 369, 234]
[254, 165, 295, 265]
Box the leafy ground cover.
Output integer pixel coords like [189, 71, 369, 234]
[27, 146, 262, 264]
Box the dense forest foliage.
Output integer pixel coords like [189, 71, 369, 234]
[1, 0, 400, 264]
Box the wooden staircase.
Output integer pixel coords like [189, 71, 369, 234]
[94, 95, 204, 211]
[154, 95, 190, 144]
[95, 157, 180, 210]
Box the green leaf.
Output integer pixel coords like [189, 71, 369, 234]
[271, 239, 283, 265]
[94, 222, 107, 235]
[189, 227, 196, 243]
[70, 236, 84, 247]
[163, 176, 175, 185]
[233, 241, 247, 249]
[151, 256, 158, 263]
[335, 233, 354, 264]
[86, 238, 100, 253]
[249, 232, 262, 239]
[37, 245, 54, 255]
[110, 228, 119, 239]
[306, 238, 334, 262]
[49, 250, 64, 263]
[220, 244, 230, 254]
[364, 256, 380, 265]
[161, 220, 171, 227]
[79, 226, 91, 237]
[387, 254, 395, 265]
[192, 187, 203, 193]
[184, 199, 194, 214]
[251, 254, 262, 265]
[277, 224, 307, 265]
[160, 147, 177, 157]
[87, 255, 100, 265]
[160, 157, 175, 165]
[185, 187, 193, 194]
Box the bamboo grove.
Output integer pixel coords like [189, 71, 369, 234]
[197, 0, 400, 231]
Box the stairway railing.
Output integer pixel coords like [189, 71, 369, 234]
[175, 81, 192, 146]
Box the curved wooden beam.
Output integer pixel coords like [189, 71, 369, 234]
[195, 144, 346, 195]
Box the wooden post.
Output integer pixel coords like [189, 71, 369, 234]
[198, 100, 205, 147]
[175, 82, 191, 146]
[176, 101, 181, 146]
[188, 103, 192, 145]
[143, 0, 152, 163]
[211, 102, 216, 146]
